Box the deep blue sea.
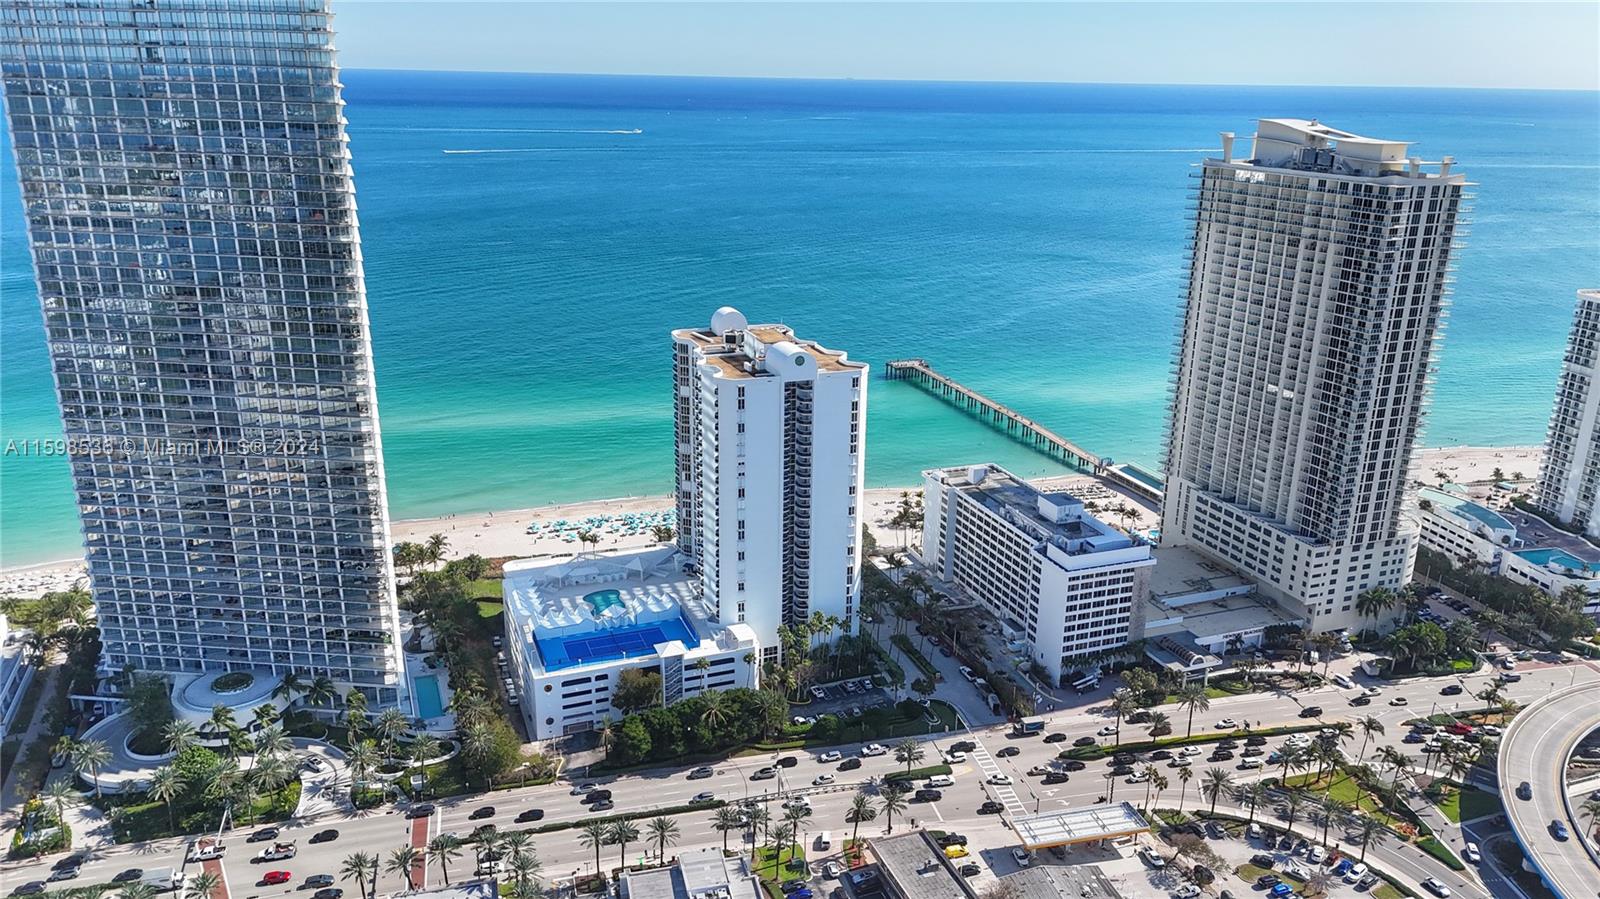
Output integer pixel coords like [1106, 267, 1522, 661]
[2, 73, 1597, 565]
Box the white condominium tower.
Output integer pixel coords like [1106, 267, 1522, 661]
[1535, 289, 1600, 537]
[673, 307, 867, 664]
[0, 0, 407, 704]
[1162, 119, 1467, 634]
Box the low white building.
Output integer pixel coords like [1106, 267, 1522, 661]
[0, 614, 36, 743]
[503, 546, 759, 741]
[1142, 545, 1302, 677]
[922, 464, 1155, 685]
[618, 846, 762, 899]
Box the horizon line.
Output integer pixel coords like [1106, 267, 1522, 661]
[340, 66, 1600, 94]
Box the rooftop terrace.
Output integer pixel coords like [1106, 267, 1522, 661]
[932, 463, 1139, 555]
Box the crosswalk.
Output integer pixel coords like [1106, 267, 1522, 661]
[964, 737, 1028, 817]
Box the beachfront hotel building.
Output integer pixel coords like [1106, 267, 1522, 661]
[921, 463, 1155, 684]
[1161, 119, 1467, 635]
[1535, 289, 1600, 538]
[503, 547, 759, 740]
[0, 1, 407, 705]
[673, 307, 868, 665]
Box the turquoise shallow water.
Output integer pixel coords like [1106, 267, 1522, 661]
[2, 73, 1597, 566]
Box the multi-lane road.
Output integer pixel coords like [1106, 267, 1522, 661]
[1497, 683, 1600, 898]
[4, 656, 1596, 899]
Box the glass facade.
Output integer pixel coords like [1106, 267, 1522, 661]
[0, 0, 405, 702]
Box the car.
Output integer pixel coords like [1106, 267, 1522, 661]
[1043, 772, 1070, 784]
[1256, 875, 1281, 887]
[1096, 725, 1119, 736]
[949, 740, 977, 754]
[784, 795, 813, 810]
[838, 757, 862, 771]
[781, 879, 808, 893]
[1552, 819, 1570, 840]
[1404, 732, 1425, 743]
[914, 788, 942, 802]
[1242, 746, 1264, 756]
[1073, 736, 1097, 747]
[47, 865, 78, 883]
[810, 685, 827, 700]
[1350, 694, 1372, 706]
[12, 884, 45, 896]
[469, 806, 495, 820]
[1215, 718, 1237, 729]
[309, 829, 340, 844]
[248, 828, 281, 842]
[255, 843, 298, 862]
[987, 773, 1012, 785]
[942, 751, 967, 764]
[689, 765, 716, 779]
[515, 809, 545, 823]
[1307, 846, 1326, 864]
[775, 756, 798, 768]
[1011, 848, 1031, 867]
[1173, 887, 1200, 899]
[1421, 877, 1451, 897]
[692, 791, 716, 803]
[405, 804, 436, 819]
[861, 743, 888, 757]
[1180, 745, 1204, 756]
[113, 870, 144, 883]
[821, 861, 843, 878]
[1245, 735, 1268, 746]
[305, 875, 336, 888]
[1463, 842, 1480, 864]
[313, 890, 343, 899]
[1517, 781, 1533, 800]
[1238, 758, 1263, 769]
[936, 833, 968, 847]
[1126, 771, 1149, 783]
[1060, 759, 1086, 771]
[817, 751, 841, 763]
[585, 789, 613, 802]
[944, 844, 969, 859]
[996, 746, 1020, 757]
[979, 800, 1004, 814]
[1444, 722, 1469, 736]
[1168, 757, 1192, 768]
[1043, 732, 1067, 744]
[1389, 696, 1409, 706]
[1249, 853, 1274, 868]
[590, 799, 614, 811]
[1216, 739, 1238, 749]
[752, 767, 777, 780]
[1209, 750, 1235, 761]
[1150, 749, 1173, 760]
[813, 774, 835, 786]
[1270, 883, 1293, 897]
[1343, 863, 1368, 883]
[1441, 683, 1463, 695]
[262, 872, 293, 886]
[958, 863, 981, 877]
[1138, 847, 1168, 869]
[571, 782, 598, 795]
[849, 870, 880, 886]
[1111, 764, 1135, 775]
[1206, 821, 1227, 840]
[1299, 706, 1323, 718]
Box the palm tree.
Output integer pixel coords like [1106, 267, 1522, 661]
[893, 738, 925, 774]
[428, 834, 463, 886]
[409, 734, 442, 793]
[783, 804, 813, 861]
[1176, 683, 1211, 738]
[1110, 688, 1140, 747]
[578, 820, 608, 877]
[647, 816, 681, 865]
[1317, 796, 1352, 847]
[847, 793, 877, 846]
[121, 884, 158, 899]
[375, 708, 410, 756]
[770, 821, 797, 868]
[700, 691, 729, 729]
[425, 533, 449, 567]
[1176, 765, 1195, 813]
[1201, 767, 1233, 815]
[273, 671, 306, 705]
[1353, 812, 1388, 863]
[713, 806, 743, 854]
[341, 852, 380, 899]
[386, 846, 422, 892]
[184, 871, 222, 899]
[163, 719, 198, 754]
[143, 764, 185, 829]
[1238, 781, 1269, 825]
[500, 830, 535, 865]
[70, 738, 110, 798]
[1355, 715, 1385, 763]
[607, 819, 640, 871]
[1378, 747, 1413, 804]
[1283, 787, 1309, 832]
[306, 674, 338, 715]
[879, 783, 909, 834]
[1277, 742, 1308, 784]
[347, 740, 379, 798]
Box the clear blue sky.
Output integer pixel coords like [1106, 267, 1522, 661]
[334, 2, 1599, 90]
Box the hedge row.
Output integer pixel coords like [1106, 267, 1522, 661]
[1111, 723, 1328, 755]
[884, 763, 953, 783]
[891, 634, 940, 680]
[1417, 836, 1466, 871]
[528, 799, 726, 835]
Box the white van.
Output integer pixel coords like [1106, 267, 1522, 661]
[1332, 674, 1354, 689]
[816, 830, 833, 851]
[925, 774, 954, 788]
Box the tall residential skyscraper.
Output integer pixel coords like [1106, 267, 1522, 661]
[673, 307, 867, 664]
[1535, 289, 1600, 537]
[1162, 119, 1467, 634]
[1, 0, 407, 704]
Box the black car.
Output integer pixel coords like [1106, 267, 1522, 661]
[469, 806, 495, 820]
[1216, 740, 1238, 750]
[590, 799, 615, 811]
[1257, 875, 1280, 887]
[936, 833, 967, 848]
[775, 756, 798, 768]
[781, 879, 808, 893]
[52, 855, 85, 871]
[1043, 772, 1070, 784]
[1043, 733, 1067, 744]
[914, 788, 942, 802]
[405, 804, 436, 819]
[978, 800, 1004, 815]
[113, 870, 144, 883]
[1060, 759, 1086, 771]
[1299, 706, 1323, 718]
[1073, 736, 1097, 747]
[1278, 836, 1293, 851]
[838, 757, 862, 770]
[1441, 684, 1464, 695]
[1517, 781, 1533, 800]
[1350, 695, 1372, 706]
[1149, 749, 1172, 760]
[1110, 765, 1134, 776]
[585, 789, 613, 803]
[1206, 822, 1227, 840]
[310, 829, 340, 843]
[313, 890, 344, 899]
[1250, 854, 1276, 869]
[1112, 752, 1136, 764]
[248, 827, 280, 842]
[1209, 750, 1235, 761]
[515, 809, 545, 823]
[958, 863, 981, 877]
[1245, 735, 1268, 746]
[11, 884, 45, 897]
[995, 746, 1020, 758]
[950, 740, 977, 753]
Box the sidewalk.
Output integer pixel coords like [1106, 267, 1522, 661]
[1, 656, 63, 821]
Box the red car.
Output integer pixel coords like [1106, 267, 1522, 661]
[262, 872, 292, 885]
[1446, 723, 1473, 736]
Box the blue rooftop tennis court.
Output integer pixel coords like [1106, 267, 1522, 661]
[535, 613, 699, 671]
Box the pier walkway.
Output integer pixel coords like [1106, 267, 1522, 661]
[884, 358, 1162, 504]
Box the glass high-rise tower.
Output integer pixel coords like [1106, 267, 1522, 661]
[1, 0, 406, 704]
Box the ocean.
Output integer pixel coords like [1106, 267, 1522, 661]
[2, 73, 1596, 566]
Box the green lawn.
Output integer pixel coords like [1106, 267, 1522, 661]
[105, 780, 302, 843]
[1284, 771, 1409, 832]
[468, 578, 504, 601]
[1434, 784, 1501, 823]
[752, 844, 807, 891]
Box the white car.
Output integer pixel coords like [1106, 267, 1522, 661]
[1344, 863, 1369, 883]
[1307, 846, 1326, 864]
[1238, 758, 1264, 769]
[1364, 686, 1383, 696]
[188, 842, 225, 861]
[1180, 745, 1203, 756]
[810, 686, 827, 700]
[1389, 696, 1409, 706]
[783, 796, 811, 810]
[818, 751, 842, 763]
[1173, 887, 1200, 899]
[1215, 718, 1237, 729]
[1138, 847, 1168, 869]
[943, 751, 967, 764]
[1096, 725, 1119, 737]
[254, 843, 297, 862]
[1127, 772, 1149, 783]
[862, 743, 888, 757]
[1011, 848, 1031, 868]
[821, 861, 843, 878]
[987, 774, 1013, 785]
[1422, 877, 1452, 897]
[1463, 842, 1481, 864]
[813, 774, 835, 786]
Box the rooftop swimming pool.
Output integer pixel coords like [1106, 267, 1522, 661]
[535, 613, 699, 671]
[413, 674, 445, 718]
[1515, 548, 1600, 573]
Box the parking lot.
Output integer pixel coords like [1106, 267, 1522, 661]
[791, 676, 895, 723]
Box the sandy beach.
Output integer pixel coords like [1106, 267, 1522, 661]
[0, 444, 1543, 597]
